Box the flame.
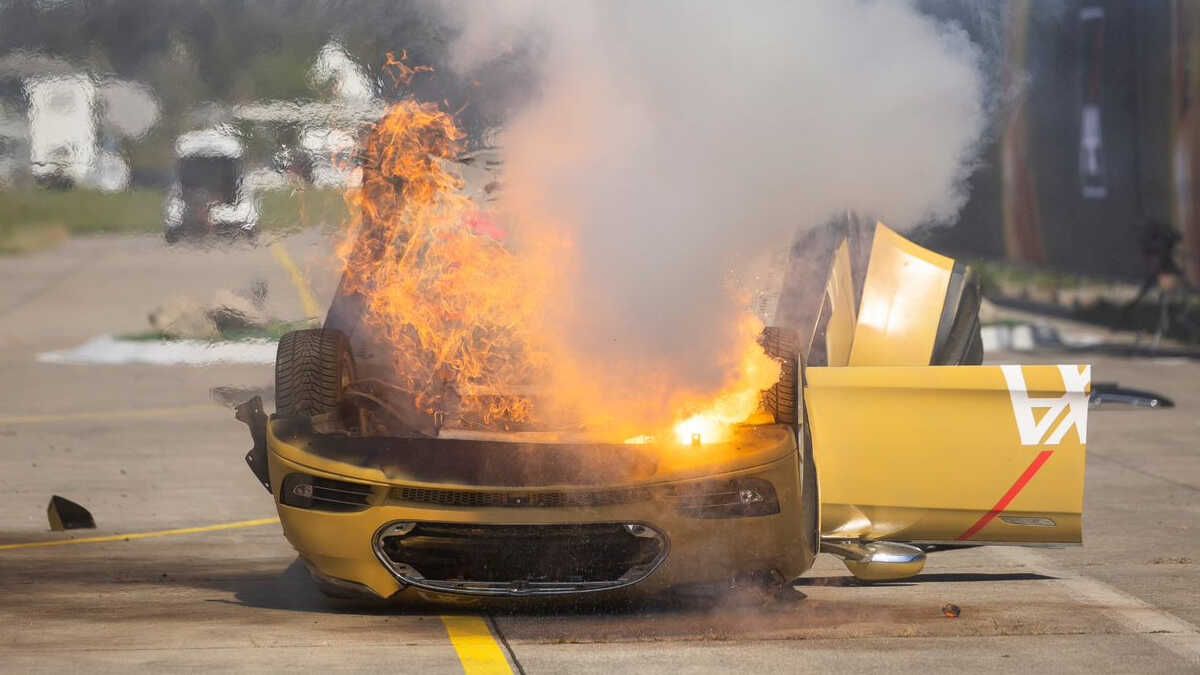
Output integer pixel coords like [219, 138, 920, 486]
[338, 96, 782, 440]
[671, 317, 780, 445]
[338, 100, 550, 428]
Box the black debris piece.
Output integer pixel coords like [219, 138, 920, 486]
[1089, 382, 1175, 409]
[47, 495, 96, 531]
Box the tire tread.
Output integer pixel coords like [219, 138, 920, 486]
[275, 329, 351, 417]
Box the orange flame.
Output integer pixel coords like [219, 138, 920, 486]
[671, 316, 780, 445]
[383, 50, 434, 87]
[338, 101, 549, 428]
[338, 98, 781, 441]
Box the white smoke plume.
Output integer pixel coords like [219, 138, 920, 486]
[436, 0, 986, 418]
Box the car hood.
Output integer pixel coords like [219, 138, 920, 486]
[268, 417, 797, 489]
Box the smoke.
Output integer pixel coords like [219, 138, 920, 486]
[436, 0, 986, 425]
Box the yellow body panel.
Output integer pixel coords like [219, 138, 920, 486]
[849, 223, 955, 366]
[806, 364, 1089, 544]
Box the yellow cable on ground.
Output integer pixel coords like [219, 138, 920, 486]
[0, 517, 280, 551]
[441, 615, 515, 675]
[269, 241, 322, 319]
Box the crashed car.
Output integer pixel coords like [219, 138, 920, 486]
[237, 216, 1089, 601]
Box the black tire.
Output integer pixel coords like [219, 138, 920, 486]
[275, 329, 355, 418]
[759, 326, 800, 425]
[800, 416, 820, 559]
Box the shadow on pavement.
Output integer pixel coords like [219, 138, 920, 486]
[794, 571, 1053, 588]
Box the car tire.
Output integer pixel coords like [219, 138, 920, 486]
[275, 329, 355, 418]
[759, 326, 800, 426]
[801, 415, 820, 559]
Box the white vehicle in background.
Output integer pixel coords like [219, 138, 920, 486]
[25, 75, 96, 188]
[23, 75, 137, 191]
[164, 129, 259, 243]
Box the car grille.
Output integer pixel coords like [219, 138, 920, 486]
[391, 486, 652, 509]
[374, 522, 667, 596]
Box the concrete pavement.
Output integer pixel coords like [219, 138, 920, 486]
[0, 233, 1198, 673]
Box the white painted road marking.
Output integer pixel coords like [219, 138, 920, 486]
[1000, 547, 1200, 666]
[37, 334, 277, 366]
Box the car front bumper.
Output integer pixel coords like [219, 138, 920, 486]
[266, 438, 810, 600]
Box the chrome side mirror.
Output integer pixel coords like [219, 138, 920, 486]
[820, 540, 926, 582]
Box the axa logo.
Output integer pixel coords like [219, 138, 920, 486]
[1000, 365, 1090, 446]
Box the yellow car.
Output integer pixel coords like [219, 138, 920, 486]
[238, 222, 1088, 601]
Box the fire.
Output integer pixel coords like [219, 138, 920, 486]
[671, 318, 781, 445]
[337, 100, 550, 428]
[338, 95, 782, 440]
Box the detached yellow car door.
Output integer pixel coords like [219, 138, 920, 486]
[799, 222, 1088, 546]
[806, 363, 1088, 545]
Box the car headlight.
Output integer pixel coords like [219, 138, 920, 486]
[669, 477, 780, 518]
[280, 473, 373, 512]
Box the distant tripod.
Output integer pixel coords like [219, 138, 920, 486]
[1120, 221, 1198, 349]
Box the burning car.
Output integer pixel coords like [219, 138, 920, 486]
[238, 102, 1088, 601]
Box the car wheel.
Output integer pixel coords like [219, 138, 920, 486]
[759, 326, 800, 425]
[275, 329, 355, 419]
[801, 416, 820, 558]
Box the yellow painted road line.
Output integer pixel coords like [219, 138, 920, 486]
[0, 517, 280, 551]
[0, 404, 217, 427]
[269, 241, 322, 319]
[441, 615, 515, 675]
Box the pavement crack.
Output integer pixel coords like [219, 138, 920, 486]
[488, 614, 527, 675]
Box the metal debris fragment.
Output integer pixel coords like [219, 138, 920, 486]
[47, 495, 96, 531]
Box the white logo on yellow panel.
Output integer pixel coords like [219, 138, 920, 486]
[1000, 365, 1090, 446]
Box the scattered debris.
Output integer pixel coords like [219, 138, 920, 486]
[147, 297, 221, 340]
[47, 495, 96, 531]
[35, 281, 313, 366]
[147, 281, 273, 340]
[941, 603, 961, 618]
[209, 283, 272, 335]
[236, 396, 271, 492]
[1148, 557, 1192, 565]
[1090, 382, 1175, 409]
